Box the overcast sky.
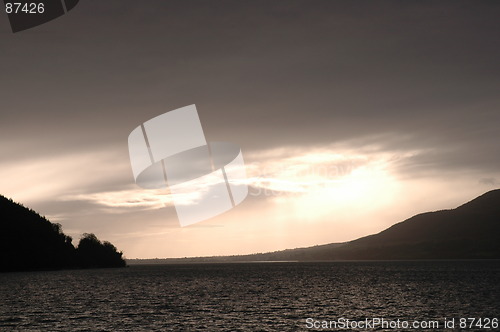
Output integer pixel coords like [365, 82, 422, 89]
[1, 1, 499, 258]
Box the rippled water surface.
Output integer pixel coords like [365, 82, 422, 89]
[0, 261, 499, 331]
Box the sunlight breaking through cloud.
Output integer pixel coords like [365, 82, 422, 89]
[243, 147, 399, 200]
[61, 146, 402, 219]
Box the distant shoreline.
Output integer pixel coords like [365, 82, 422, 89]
[126, 258, 500, 265]
[128, 189, 500, 263]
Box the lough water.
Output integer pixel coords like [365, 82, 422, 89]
[0, 261, 499, 331]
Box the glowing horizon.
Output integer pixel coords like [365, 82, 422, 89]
[1, 138, 497, 259]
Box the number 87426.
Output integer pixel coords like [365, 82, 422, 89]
[5, 2, 45, 14]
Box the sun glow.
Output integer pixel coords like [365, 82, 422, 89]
[288, 166, 397, 221]
[47, 146, 400, 231]
[245, 148, 399, 221]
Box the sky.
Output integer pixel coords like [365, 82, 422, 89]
[0, 1, 499, 258]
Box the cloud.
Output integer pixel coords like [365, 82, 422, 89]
[60, 189, 172, 210]
[0, 148, 127, 202]
[1, 0, 499, 257]
[479, 177, 498, 186]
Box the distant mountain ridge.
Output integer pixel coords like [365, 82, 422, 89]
[129, 189, 500, 264]
[0, 195, 126, 272]
[321, 189, 500, 260]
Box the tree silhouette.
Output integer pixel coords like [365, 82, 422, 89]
[77, 233, 126, 268]
[0, 195, 126, 272]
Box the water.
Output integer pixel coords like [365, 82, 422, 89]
[0, 261, 499, 331]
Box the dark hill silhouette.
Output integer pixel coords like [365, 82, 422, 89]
[0, 195, 126, 272]
[129, 189, 500, 264]
[330, 189, 500, 260]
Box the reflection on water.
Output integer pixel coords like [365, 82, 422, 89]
[0, 261, 499, 331]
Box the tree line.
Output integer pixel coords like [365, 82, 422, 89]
[0, 195, 126, 272]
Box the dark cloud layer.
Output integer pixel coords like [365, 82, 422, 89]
[1, 1, 499, 210]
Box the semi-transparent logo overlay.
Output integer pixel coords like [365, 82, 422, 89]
[128, 105, 248, 227]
